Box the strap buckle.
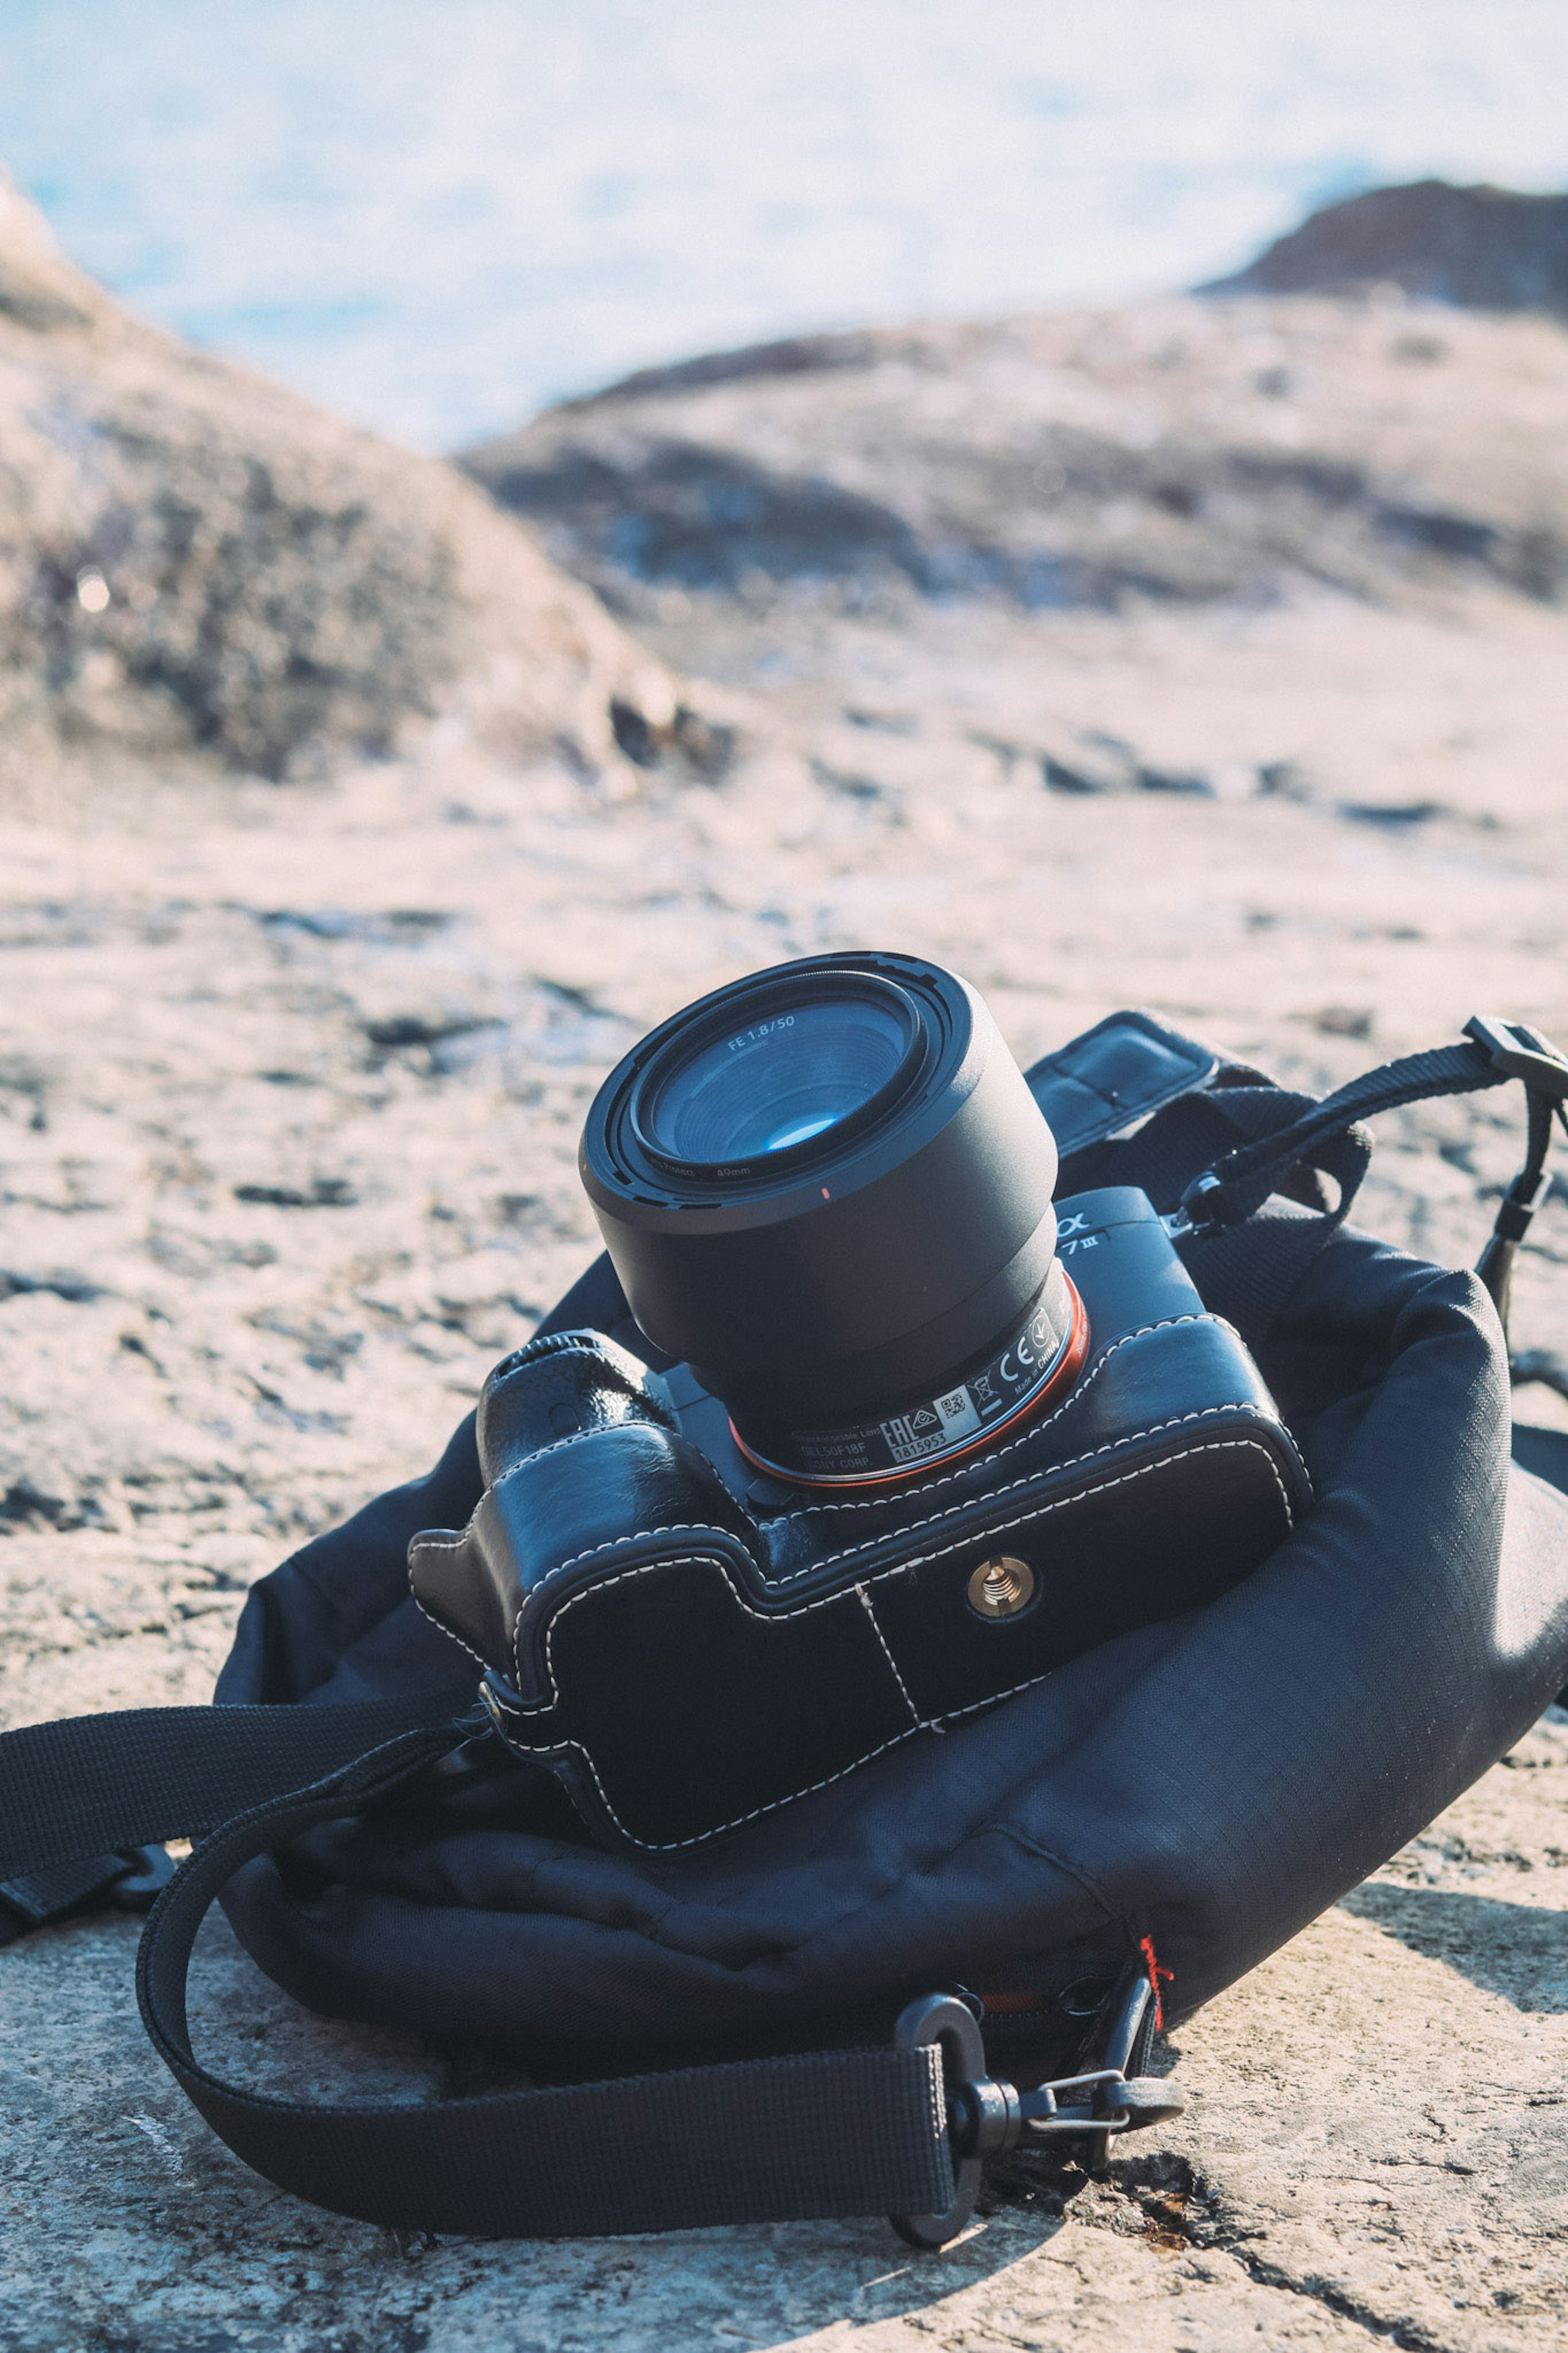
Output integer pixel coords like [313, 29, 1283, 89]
[1463, 1015, 1568, 1102]
[1172, 1171, 1225, 1239]
[887, 1984, 1187, 2248]
[1001, 2065, 1186, 2138]
[0, 1843, 176, 1947]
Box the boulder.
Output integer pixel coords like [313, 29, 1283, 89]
[459, 290, 1568, 621]
[1201, 178, 1568, 314]
[0, 169, 673, 785]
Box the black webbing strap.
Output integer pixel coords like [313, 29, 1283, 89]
[1174, 1022, 1568, 1346]
[0, 1702, 953, 2234]
[132, 1731, 952, 2236]
[0, 1693, 464, 1883]
[1181, 1039, 1517, 1232]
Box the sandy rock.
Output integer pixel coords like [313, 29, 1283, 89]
[461, 293, 1568, 620]
[0, 168, 676, 788]
[1203, 177, 1568, 316]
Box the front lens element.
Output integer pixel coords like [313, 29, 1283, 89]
[642, 992, 913, 1169]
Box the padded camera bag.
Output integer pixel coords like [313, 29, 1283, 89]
[3, 1009, 1567, 2242]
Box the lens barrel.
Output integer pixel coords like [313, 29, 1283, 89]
[579, 952, 1072, 1483]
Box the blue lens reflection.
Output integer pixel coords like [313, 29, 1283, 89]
[649, 997, 909, 1164]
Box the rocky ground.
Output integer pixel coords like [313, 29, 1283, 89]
[1, 214, 1567, 2349]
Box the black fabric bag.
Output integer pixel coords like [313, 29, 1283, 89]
[4, 1011, 1567, 2244]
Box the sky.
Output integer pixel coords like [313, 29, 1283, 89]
[1, 1, 1565, 449]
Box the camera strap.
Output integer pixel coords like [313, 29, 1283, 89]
[1177, 1017, 1568, 1336]
[0, 1697, 956, 2237]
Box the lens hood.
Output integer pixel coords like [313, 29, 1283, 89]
[579, 952, 1062, 1460]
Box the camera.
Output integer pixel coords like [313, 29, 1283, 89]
[411, 952, 1310, 1850]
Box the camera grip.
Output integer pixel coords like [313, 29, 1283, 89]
[410, 1332, 765, 1682]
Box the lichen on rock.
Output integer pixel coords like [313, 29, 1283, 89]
[0, 167, 677, 788]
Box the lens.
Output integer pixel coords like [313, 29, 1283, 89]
[580, 952, 1068, 1486]
[643, 995, 913, 1168]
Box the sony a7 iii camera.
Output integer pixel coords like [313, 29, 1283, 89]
[410, 952, 1310, 1849]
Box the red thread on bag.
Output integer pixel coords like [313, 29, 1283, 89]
[1140, 1934, 1173, 2031]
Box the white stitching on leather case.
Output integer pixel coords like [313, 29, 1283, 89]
[483, 1436, 1295, 1850]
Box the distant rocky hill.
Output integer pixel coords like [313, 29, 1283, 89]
[460, 289, 1568, 627]
[0, 170, 676, 788]
[1202, 178, 1568, 314]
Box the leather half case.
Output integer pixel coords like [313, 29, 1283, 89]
[409, 1189, 1310, 1851]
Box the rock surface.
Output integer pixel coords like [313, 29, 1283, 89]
[1202, 178, 1568, 316]
[0, 170, 673, 791]
[1, 251, 1566, 2347]
[462, 292, 1568, 622]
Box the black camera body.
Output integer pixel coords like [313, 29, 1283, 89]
[412, 1183, 1310, 1851]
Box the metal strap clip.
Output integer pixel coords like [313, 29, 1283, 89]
[888, 1985, 1187, 2248]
